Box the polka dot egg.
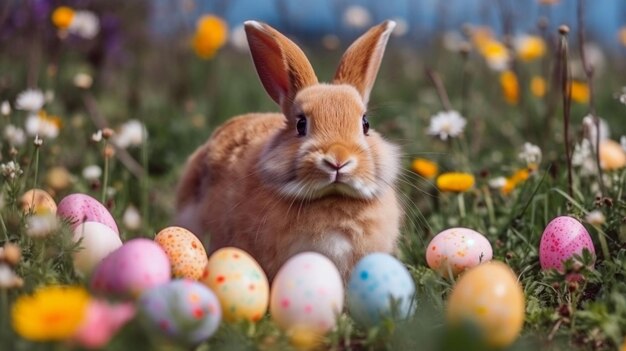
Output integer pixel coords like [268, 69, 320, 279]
[426, 227, 493, 277]
[348, 253, 415, 326]
[203, 247, 269, 322]
[155, 226, 208, 280]
[270, 252, 344, 339]
[57, 193, 119, 234]
[539, 216, 595, 272]
[139, 280, 221, 345]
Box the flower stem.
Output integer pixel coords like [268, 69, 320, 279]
[457, 193, 466, 219]
[558, 26, 574, 197]
[594, 225, 610, 260]
[141, 129, 149, 231]
[32, 146, 40, 190]
[101, 142, 110, 204]
[0, 214, 8, 242]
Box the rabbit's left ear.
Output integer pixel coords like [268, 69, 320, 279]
[333, 20, 396, 105]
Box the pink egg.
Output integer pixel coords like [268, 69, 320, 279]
[539, 216, 595, 271]
[57, 193, 119, 234]
[91, 238, 171, 298]
[426, 227, 492, 277]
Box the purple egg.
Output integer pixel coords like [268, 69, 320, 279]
[92, 238, 171, 298]
[539, 216, 595, 271]
[57, 193, 119, 234]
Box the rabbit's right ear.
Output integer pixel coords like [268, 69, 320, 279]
[244, 21, 318, 114]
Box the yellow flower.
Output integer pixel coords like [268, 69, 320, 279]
[500, 71, 519, 105]
[52, 7, 75, 30]
[515, 35, 546, 61]
[570, 80, 589, 103]
[12, 285, 90, 341]
[620, 27, 626, 47]
[38, 110, 63, 129]
[530, 76, 546, 97]
[436, 172, 475, 192]
[411, 158, 438, 179]
[192, 15, 228, 59]
[501, 168, 532, 195]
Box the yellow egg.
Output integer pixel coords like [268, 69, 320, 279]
[203, 247, 269, 323]
[446, 261, 525, 348]
[599, 139, 626, 171]
[154, 226, 208, 280]
[20, 189, 57, 215]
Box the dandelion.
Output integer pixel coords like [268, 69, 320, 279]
[427, 110, 467, 141]
[192, 15, 228, 59]
[518, 142, 542, 168]
[585, 210, 606, 226]
[0, 161, 23, 180]
[15, 89, 44, 112]
[479, 40, 509, 71]
[82, 165, 102, 181]
[499, 71, 519, 105]
[411, 158, 438, 179]
[26, 214, 60, 238]
[570, 81, 590, 103]
[343, 5, 372, 29]
[12, 285, 90, 341]
[122, 205, 142, 231]
[514, 35, 546, 61]
[3, 124, 26, 146]
[1, 100, 11, 115]
[436, 172, 475, 192]
[530, 76, 546, 97]
[112, 120, 146, 149]
[25, 111, 61, 139]
[73, 73, 93, 89]
[52, 6, 75, 29]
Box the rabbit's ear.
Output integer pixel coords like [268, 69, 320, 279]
[333, 20, 396, 105]
[245, 21, 318, 113]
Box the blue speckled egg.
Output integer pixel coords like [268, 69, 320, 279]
[139, 280, 222, 344]
[347, 253, 416, 326]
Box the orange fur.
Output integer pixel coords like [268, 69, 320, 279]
[176, 21, 401, 280]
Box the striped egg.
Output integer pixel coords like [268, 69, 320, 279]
[155, 227, 208, 280]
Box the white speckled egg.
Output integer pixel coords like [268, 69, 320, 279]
[72, 221, 123, 276]
[155, 227, 208, 280]
[91, 238, 171, 298]
[426, 228, 493, 277]
[348, 253, 415, 326]
[139, 280, 221, 345]
[203, 247, 269, 323]
[57, 193, 119, 234]
[539, 216, 595, 272]
[270, 252, 344, 339]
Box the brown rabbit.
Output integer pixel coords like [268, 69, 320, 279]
[176, 20, 401, 280]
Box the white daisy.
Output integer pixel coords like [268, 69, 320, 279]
[82, 165, 102, 181]
[3, 124, 26, 146]
[585, 210, 605, 226]
[112, 120, 146, 149]
[488, 177, 507, 189]
[15, 89, 44, 112]
[69, 11, 100, 39]
[25, 114, 59, 139]
[518, 142, 542, 167]
[343, 5, 371, 29]
[427, 110, 467, 140]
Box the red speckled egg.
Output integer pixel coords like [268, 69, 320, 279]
[539, 216, 595, 271]
[155, 227, 208, 280]
[426, 227, 493, 277]
[57, 193, 119, 234]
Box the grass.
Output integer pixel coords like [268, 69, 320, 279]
[1, 3, 626, 350]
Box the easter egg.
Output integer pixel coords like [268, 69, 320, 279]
[155, 227, 208, 280]
[203, 247, 268, 322]
[91, 238, 171, 298]
[539, 216, 595, 271]
[139, 280, 221, 344]
[57, 193, 119, 234]
[447, 261, 525, 348]
[599, 139, 626, 170]
[347, 253, 415, 326]
[20, 189, 57, 215]
[73, 221, 123, 276]
[270, 252, 344, 339]
[426, 227, 492, 277]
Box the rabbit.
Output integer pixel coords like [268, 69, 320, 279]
[176, 20, 402, 281]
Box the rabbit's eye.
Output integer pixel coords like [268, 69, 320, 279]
[362, 115, 370, 135]
[296, 115, 307, 136]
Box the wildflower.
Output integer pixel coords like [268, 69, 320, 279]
[599, 139, 626, 171]
[102, 127, 114, 139]
[72, 301, 135, 349]
[427, 110, 467, 141]
[3, 124, 26, 146]
[478, 40, 509, 71]
[82, 165, 102, 181]
[488, 177, 507, 189]
[411, 158, 438, 179]
[570, 81, 589, 103]
[572, 139, 596, 176]
[15, 89, 44, 112]
[518, 142, 542, 168]
[1, 161, 23, 180]
[585, 210, 605, 226]
[229, 24, 248, 53]
[499, 71, 519, 105]
[73, 73, 93, 89]
[582, 115, 609, 146]
[1, 101, 11, 115]
[436, 172, 475, 192]
[26, 214, 60, 238]
[530, 76, 546, 97]
[92, 130, 102, 142]
[112, 120, 146, 148]
[69, 11, 100, 39]
[12, 285, 90, 341]
[122, 205, 142, 230]
[25, 111, 61, 139]
[514, 35, 546, 61]
[343, 5, 372, 29]
[192, 15, 228, 59]
[52, 6, 75, 29]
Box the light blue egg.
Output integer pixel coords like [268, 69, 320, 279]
[348, 253, 416, 326]
[139, 280, 222, 344]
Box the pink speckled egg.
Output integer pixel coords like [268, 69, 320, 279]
[57, 193, 119, 234]
[426, 227, 493, 277]
[539, 216, 595, 271]
[155, 227, 208, 280]
[91, 238, 171, 298]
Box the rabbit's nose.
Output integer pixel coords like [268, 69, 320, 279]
[322, 144, 356, 171]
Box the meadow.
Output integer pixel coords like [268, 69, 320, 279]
[1, 1, 626, 350]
